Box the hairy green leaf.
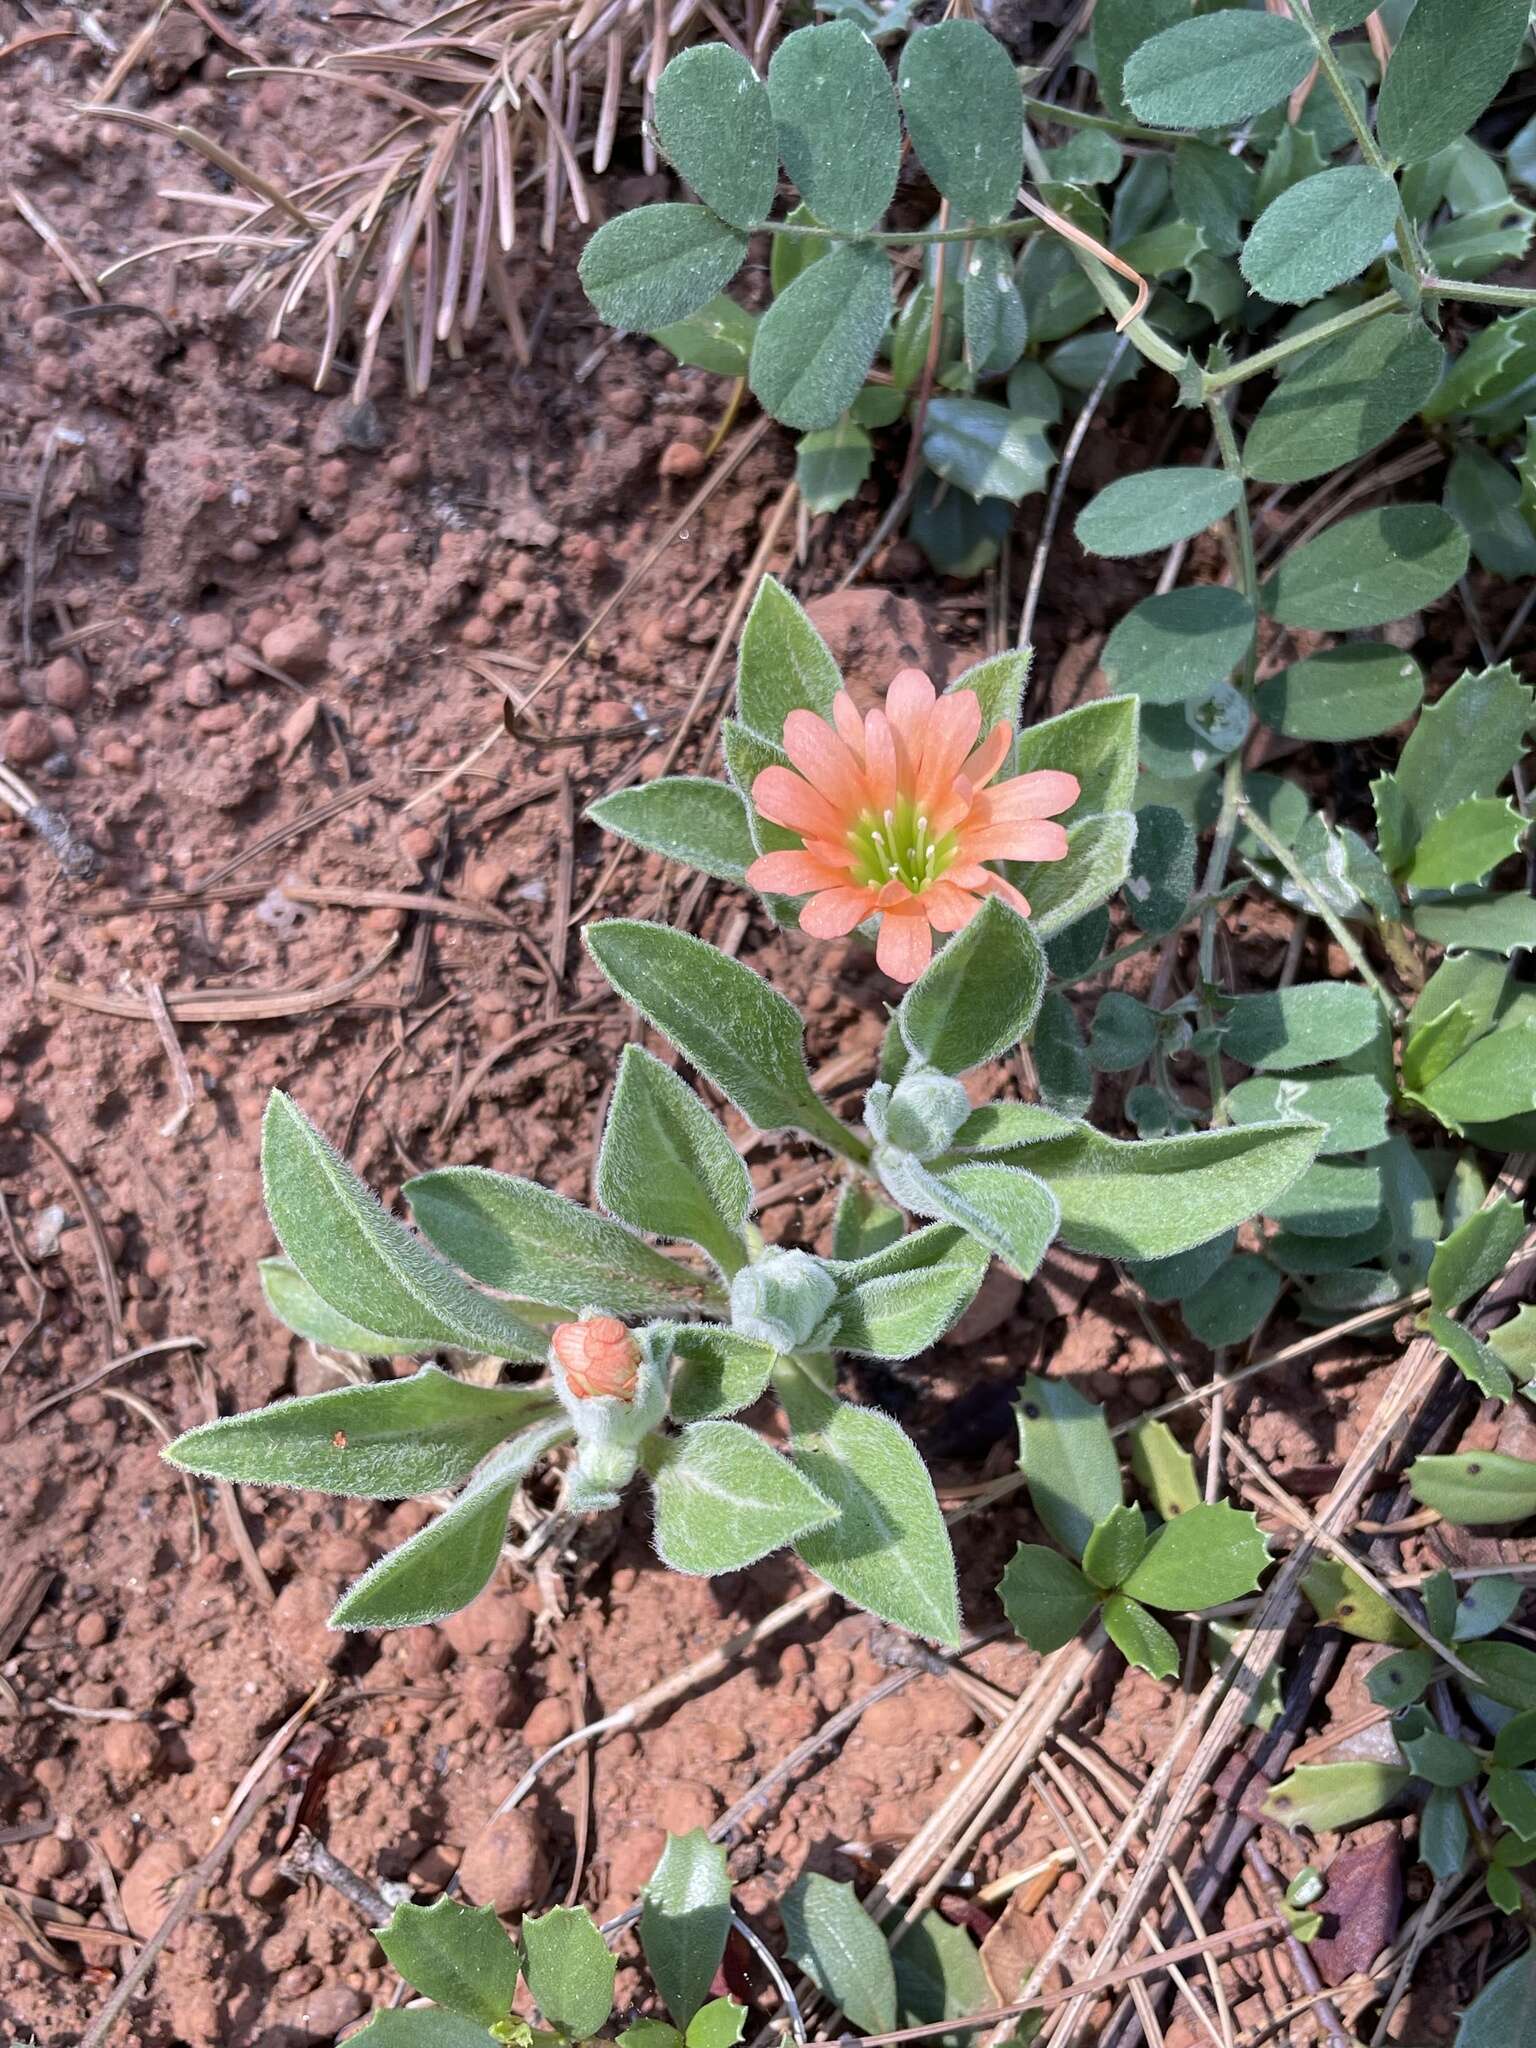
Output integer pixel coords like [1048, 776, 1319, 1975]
[1376, 0, 1531, 167]
[1263, 505, 1470, 630]
[1102, 587, 1255, 705]
[580, 205, 748, 331]
[522, 1906, 616, 2040]
[651, 1421, 835, 1574]
[1255, 643, 1424, 741]
[599, 1045, 751, 1280]
[654, 44, 776, 229]
[1244, 315, 1442, 482]
[1123, 12, 1314, 129]
[898, 20, 1024, 224]
[751, 242, 893, 432]
[768, 20, 902, 235]
[589, 778, 756, 885]
[257, 1256, 404, 1356]
[1075, 469, 1242, 558]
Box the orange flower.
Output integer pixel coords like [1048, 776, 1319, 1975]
[745, 671, 1079, 982]
[551, 1317, 641, 1401]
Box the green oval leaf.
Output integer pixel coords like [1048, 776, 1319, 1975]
[585, 921, 856, 1156]
[898, 19, 1024, 224]
[523, 1906, 617, 2041]
[588, 777, 756, 884]
[261, 1092, 546, 1361]
[819, 1223, 989, 1361]
[1120, 1501, 1269, 1611]
[1101, 587, 1256, 705]
[1123, 11, 1314, 128]
[784, 1379, 960, 1643]
[894, 895, 1046, 1075]
[782, 1875, 896, 2033]
[654, 44, 777, 230]
[258, 1255, 404, 1356]
[1263, 505, 1470, 631]
[1408, 1450, 1536, 1526]
[735, 571, 841, 744]
[651, 295, 757, 377]
[1075, 468, 1242, 558]
[750, 241, 893, 431]
[1016, 1372, 1121, 1561]
[796, 420, 875, 516]
[642, 1832, 732, 2029]
[407, 1166, 716, 1318]
[1376, 0, 1532, 168]
[1240, 168, 1399, 305]
[999, 1542, 1099, 1654]
[579, 204, 749, 332]
[1262, 1762, 1411, 1834]
[1082, 1503, 1151, 1592]
[651, 1420, 836, 1574]
[166, 1365, 555, 1501]
[1256, 643, 1424, 741]
[1243, 315, 1443, 484]
[667, 1327, 776, 1423]
[768, 19, 901, 234]
[598, 1044, 751, 1280]
[1181, 1254, 1283, 1347]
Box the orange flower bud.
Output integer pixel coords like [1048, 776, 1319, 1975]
[551, 1317, 641, 1402]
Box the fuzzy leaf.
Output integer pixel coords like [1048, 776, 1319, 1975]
[796, 420, 874, 516]
[349, 2017, 502, 2047]
[751, 242, 893, 432]
[651, 1421, 835, 1574]
[1376, 0, 1531, 167]
[998, 1544, 1099, 1653]
[654, 44, 777, 229]
[166, 1367, 556, 1502]
[1413, 1020, 1536, 1132]
[819, 1223, 989, 1360]
[261, 1092, 545, 1362]
[1226, 1073, 1390, 1157]
[897, 20, 1023, 223]
[781, 1874, 896, 2034]
[1244, 315, 1442, 483]
[522, 1906, 617, 2040]
[258, 1256, 405, 1356]
[768, 20, 902, 235]
[887, 1157, 1060, 1281]
[668, 1327, 776, 1423]
[330, 1419, 569, 1629]
[589, 778, 756, 885]
[735, 573, 841, 743]
[641, 1831, 733, 2028]
[580, 205, 749, 331]
[894, 896, 1046, 1075]
[784, 1377, 960, 1644]
[599, 1044, 751, 1279]
[999, 1121, 1324, 1261]
[586, 922, 855, 1154]
[408, 1167, 714, 1318]
[1123, 11, 1314, 129]
[1241, 168, 1399, 305]
[831, 1183, 906, 1262]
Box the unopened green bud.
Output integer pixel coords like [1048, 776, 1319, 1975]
[877, 1068, 972, 1159]
[729, 1248, 838, 1354]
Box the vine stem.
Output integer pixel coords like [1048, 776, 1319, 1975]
[1235, 797, 1406, 1026]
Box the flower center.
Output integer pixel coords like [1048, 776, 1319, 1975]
[847, 795, 957, 895]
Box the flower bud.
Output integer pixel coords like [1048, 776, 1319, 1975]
[729, 1248, 838, 1355]
[873, 1068, 971, 1160]
[551, 1316, 640, 1402]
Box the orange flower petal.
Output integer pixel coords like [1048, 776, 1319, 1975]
[875, 903, 934, 981]
[800, 885, 878, 938]
[923, 878, 984, 932]
[961, 722, 1013, 791]
[783, 707, 867, 811]
[963, 820, 1071, 864]
[863, 707, 898, 811]
[885, 668, 936, 764]
[973, 769, 1080, 823]
[917, 691, 983, 806]
[746, 849, 848, 894]
[752, 765, 846, 841]
[974, 871, 1032, 918]
[874, 877, 908, 909]
[832, 690, 866, 760]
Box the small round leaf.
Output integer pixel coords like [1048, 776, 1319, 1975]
[654, 45, 778, 230]
[1240, 168, 1399, 306]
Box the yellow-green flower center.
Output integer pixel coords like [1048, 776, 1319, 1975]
[847, 796, 958, 895]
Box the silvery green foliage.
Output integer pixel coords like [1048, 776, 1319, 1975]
[865, 1067, 973, 1160]
[728, 1249, 840, 1354]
